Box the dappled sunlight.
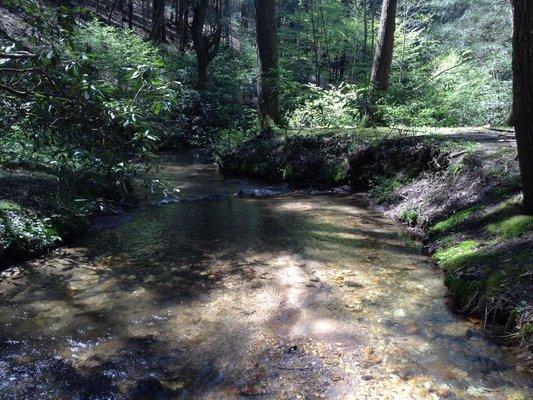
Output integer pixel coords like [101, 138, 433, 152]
[0, 159, 530, 399]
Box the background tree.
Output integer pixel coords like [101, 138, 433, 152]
[191, 0, 222, 89]
[149, 0, 166, 42]
[255, 0, 281, 129]
[510, 0, 533, 214]
[370, 0, 397, 91]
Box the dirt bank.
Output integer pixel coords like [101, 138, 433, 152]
[217, 128, 532, 364]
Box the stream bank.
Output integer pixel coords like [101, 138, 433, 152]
[0, 168, 89, 267]
[0, 152, 531, 399]
[217, 129, 533, 361]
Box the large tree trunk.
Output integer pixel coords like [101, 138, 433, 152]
[370, 0, 397, 91]
[254, 0, 281, 129]
[191, 0, 221, 89]
[150, 0, 166, 42]
[510, 0, 533, 214]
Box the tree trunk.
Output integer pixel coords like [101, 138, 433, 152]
[370, 0, 375, 48]
[191, 0, 221, 89]
[150, 0, 166, 42]
[307, 0, 321, 85]
[363, 0, 368, 72]
[107, 0, 117, 23]
[254, 0, 281, 129]
[128, 0, 133, 29]
[510, 0, 533, 214]
[119, 0, 124, 25]
[223, 0, 231, 48]
[179, 0, 189, 52]
[241, 0, 249, 29]
[191, 0, 209, 89]
[370, 0, 397, 91]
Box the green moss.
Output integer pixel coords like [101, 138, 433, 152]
[429, 206, 481, 236]
[433, 240, 480, 271]
[397, 208, 418, 226]
[486, 215, 533, 239]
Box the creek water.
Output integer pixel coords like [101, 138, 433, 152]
[0, 152, 531, 399]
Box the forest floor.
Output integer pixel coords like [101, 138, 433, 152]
[217, 127, 533, 366]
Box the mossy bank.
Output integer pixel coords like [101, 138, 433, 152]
[0, 169, 88, 267]
[216, 128, 532, 360]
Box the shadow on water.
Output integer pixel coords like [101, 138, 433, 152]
[0, 152, 531, 399]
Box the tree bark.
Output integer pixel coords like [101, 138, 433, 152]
[179, 1, 190, 52]
[363, 0, 368, 71]
[510, 0, 533, 214]
[370, 0, 396, 91]
[150, 0, 167, 42]
[191, 0, 221, 89]
[241, 0, 249, 29]
[254, 0, 281, 129]
[128, 0, 133, 29]
[223, 0, 232, 48]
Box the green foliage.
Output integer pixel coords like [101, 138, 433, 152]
[433, 240, 480, 271]
[367, 177, 402, 204]
[159, 46, 257, 148]
[288, 83, 364, 128]
[1, 7, 177, 199]
[213, 128, 256, 157]
[277, 0, 512, 129]
[330, 159, 350, 183]
[377, 49, 511, 127]
[397, 208, 418, 226]
[520, 323, 533, 338]
[0, 201, 59, 258]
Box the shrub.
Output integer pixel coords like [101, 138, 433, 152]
[0, 201, 59, 259]
[288, 83, 364, 129]
[1, 7, 178, 200]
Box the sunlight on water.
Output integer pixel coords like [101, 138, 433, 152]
[0, 152, 530, 399]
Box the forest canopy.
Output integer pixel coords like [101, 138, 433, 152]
[0, 0, 523, 208]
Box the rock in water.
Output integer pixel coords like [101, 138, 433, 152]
[153, 195, 180, 207]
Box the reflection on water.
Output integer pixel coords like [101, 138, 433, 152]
[0, 152, 531, 399]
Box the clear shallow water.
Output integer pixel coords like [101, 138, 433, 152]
[0, 152, 531, 399]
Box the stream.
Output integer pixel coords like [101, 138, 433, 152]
[0, 151, 531, 399]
